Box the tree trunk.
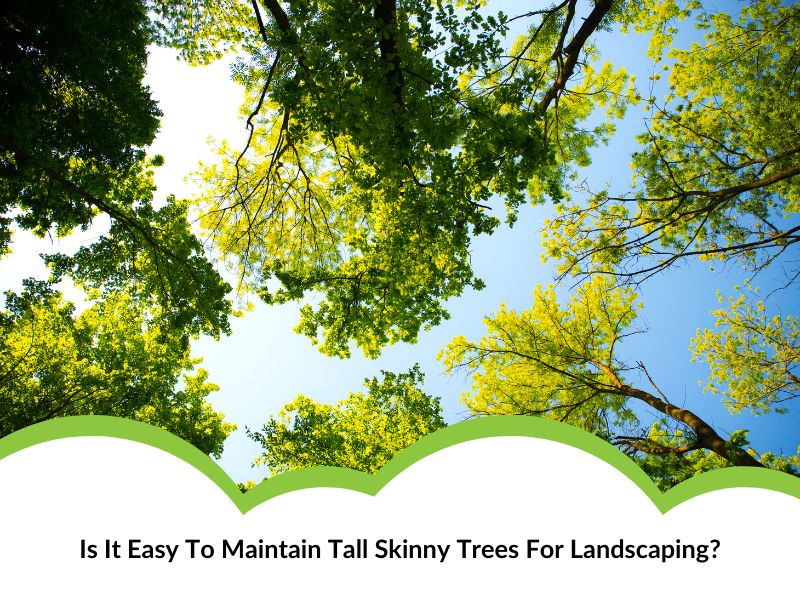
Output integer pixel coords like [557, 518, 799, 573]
[621, 384, 764, 468]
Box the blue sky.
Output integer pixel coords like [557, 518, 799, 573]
[1, 2, 796, 483]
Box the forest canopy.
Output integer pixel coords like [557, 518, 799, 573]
[0, 0, 797, 487]
[0, 0, 235, 453]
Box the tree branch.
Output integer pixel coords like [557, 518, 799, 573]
[374, 0, 405, 109]
[260, 0, 290, 32]
[538, 0, 614, 113]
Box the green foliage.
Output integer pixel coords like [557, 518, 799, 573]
[0, 281, 234, 456]
[627, 421, 730, 492]
[0, 0, 159, 248]
[759, 449, 800, 475]
[1, 0, 233, 339]
[441, 275, 640, 433]
[617, 0, 699, 60]
[148, 0, 256, 64]
[134, 368, 234, 457]
[172, 0, 638, 357]
[0, 0, 235, 455]
[543, 0, 800, 282]
[442, 273, 770, 474]
[518, 0, 800, 484]
[4, 0, 793, 486]
[691, 285, 799, 415]
[42, 162, 233, 340]
[249, 366, 445, 474]
[632, 421, 799, 491]
[237, 480, 259, 492]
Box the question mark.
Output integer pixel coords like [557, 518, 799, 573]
[710, 539, 720, 558]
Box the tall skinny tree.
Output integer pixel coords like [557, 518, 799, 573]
[441, 275, 765, 468]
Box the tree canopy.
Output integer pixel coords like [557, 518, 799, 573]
[1, 0, 797, 487]
[690, 285, 799, 416]
[0, 0, 235, 454]
[441, 275, 765, 472]
[1, 0, 233, 339]
[1, 0, 159, 249]
[249, 366, 445, 474]
[0, 280, 234, 456]
[542, 0, 800, 283]
[158, 0, 798, 484]
[150, 0, 642, 357]
[441, 0, 799, 486]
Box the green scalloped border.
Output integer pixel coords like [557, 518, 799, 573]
[1, 415, 797, 514]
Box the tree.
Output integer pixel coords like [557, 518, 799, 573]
[248, 366, 445, 474]
[542, 0, 800, 284]
[0, 0, 237, 454]
[462, 0, 800, 485]
[148, 0, 255, 64]
[1, 0, 159, 250]
[441, 275, 772, 471]
[690, 285, 799, 415]
[42, 173, 234, 340]
[0, 280, 234, 457]
[0, 0, 233, 338]
[153, 0, 641, 357]
[630, 420, 799, 491]
[140, 0, 800, 485]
